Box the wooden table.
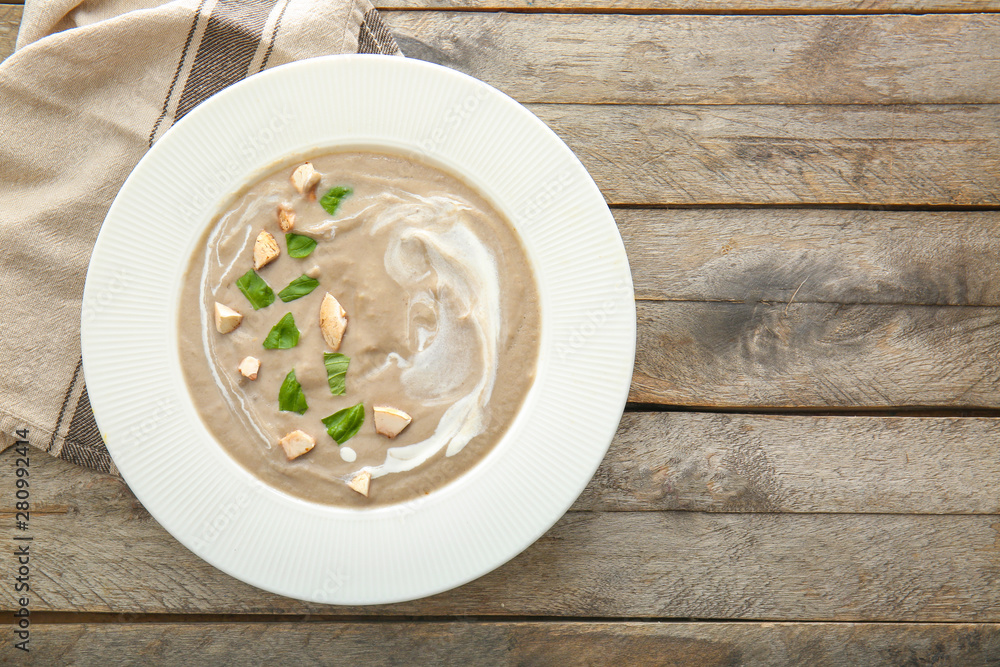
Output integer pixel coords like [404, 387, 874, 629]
[4, 1, 1000, 664]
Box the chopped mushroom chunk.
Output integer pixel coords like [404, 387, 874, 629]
[214, 302, 243, 334]
[374, 406, 412, 438]
[237, 356, 260, 380]
[253, 230, 280, 270]
[319, 292, 348, 351]
[290, 162, 321, 197]
[277, 203, 295, 232]
[348, 470, 371, 497]
[278, 430, 316, 460]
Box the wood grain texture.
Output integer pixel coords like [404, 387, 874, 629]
[11, 508, 1000, 619]
[5, 448, 1000, 619]
[633, 300, 1000, 408]
[20, 622, 1000, 666]
[581, 413, 1000, 513]
[8, 414, 1000, 518]
[536, 104, 1000, 206]
[379, 1, 1000, 12]
[619, 209, 1000, 304]
[0, 5, 20, 61]
[387, 13, 1000, 104]
[6, 8, 998, 205]
[4, 0, 1000, 635]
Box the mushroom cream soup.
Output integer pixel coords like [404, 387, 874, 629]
[178, 151, 541, 507]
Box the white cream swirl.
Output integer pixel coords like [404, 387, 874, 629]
[355, 194, 501, 479]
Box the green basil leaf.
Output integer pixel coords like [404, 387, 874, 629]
[285, 233, 317, 258]
[235, 269, 275, 310]
[319, 186, 353, 215]
[277, 274, 320, 303]
[262, 312, 300, 349]
[323, 352, 350, 396]
[278, 368, 308, 414]
[321, 403, 364, 444]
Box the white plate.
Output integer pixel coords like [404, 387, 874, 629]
[82, 55, 635, 605]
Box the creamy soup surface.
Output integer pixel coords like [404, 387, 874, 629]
[178, 151, 541, 507]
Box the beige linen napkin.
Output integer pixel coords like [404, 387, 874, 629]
[0, 0, 399, 473]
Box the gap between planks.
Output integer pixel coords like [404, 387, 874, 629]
[378, 9, 1000, 16]
[632, 300, 1000, 307]
[622, 403, 1000, 417]
[5, 2, 1000, 14]
[375, 2, 1000, 15]
[18, 613, 1000, 625]
[608, 203, 1000, 210]
[15, 620, 1000, 667]
[6, 506, 999, 521]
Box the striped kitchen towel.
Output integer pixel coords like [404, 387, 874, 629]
[0, 0, 400, 474]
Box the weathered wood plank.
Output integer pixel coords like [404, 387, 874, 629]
[581, 413, 1000, 513]
[3, 450, 1000, 619]
[21, 622, 1000, 666]
[380, 1, 1000, 12]
[388, 13, 1000, 104]
[536, 104, 1000, 206]
[633, 301, 1000, 408]
[0, 5, 20, 61]
[618, 209, 1000, 304]
[9, 414, 1000, 518]
[8, 10, 1000, 109]
[6, 474, 1000, 619]
[6, 8, 998, 205]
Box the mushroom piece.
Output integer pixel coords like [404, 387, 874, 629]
[373, 406, 412, 439]
[237, 356, 260, 380]
[253, 230, 280, 270]
[214, 302, 243, 334]
[348, 470, 371, 497]
[290, 162, 321, 197]
[277, 203, 295, 232]
[278, 430, 316, 460]
[319, 292, 348, 351]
